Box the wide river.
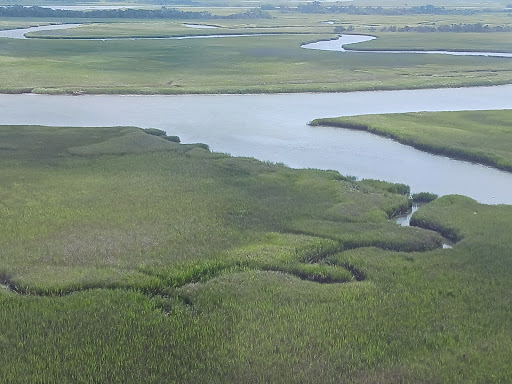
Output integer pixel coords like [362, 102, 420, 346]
[1, 85, 512, 204]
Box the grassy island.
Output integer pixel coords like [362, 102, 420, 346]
[0, 7, 511, 95]
[311, 109, 512, 172]
[1, 125, 511, 383]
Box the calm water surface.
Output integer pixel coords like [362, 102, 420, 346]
[1, 86, 512, 204]
[0, 24, 273, 40]
[303, 34, 512, 58]
[0, 24, 80, 39]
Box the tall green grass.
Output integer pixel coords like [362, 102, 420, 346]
[0, 125, 435, 293]
[0, 16, 511, 94]
[1, 125, 511, 382]
[353, 31, 512, 52]
[311, 109, 512, 172]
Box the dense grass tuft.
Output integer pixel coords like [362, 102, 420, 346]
[144, 127, 181, 142]
[412, 191, 438, 203]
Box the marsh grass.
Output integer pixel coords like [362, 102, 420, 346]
[0, 16, 511, 95]
[0, 125, 426, 292]
[311, 109, 512, 172]
[1, 123, 512, 382]
[412, 192, 438, 203]
[353, 31, 512, 52]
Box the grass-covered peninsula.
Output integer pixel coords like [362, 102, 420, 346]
[311, 109, 512, 172]
[0, 6, 511, 95]
[1, 125, 511, 383]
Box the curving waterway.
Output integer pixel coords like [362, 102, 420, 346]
[0, 24, 278, 40]
[1, 86, 512, 204]
[0, 23, 81, 39]
[0, 24, 511, 203]
[302, 34, 512, 58]
[2, 24, 511, 59]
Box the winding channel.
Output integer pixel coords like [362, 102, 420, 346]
[0, 24, 511, 204]
[0, 23, 279, 40]
[0, 23, 81, 39]
[302, 34, 512, 58]
[2, 24, 511, 59]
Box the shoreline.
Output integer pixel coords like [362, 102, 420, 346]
[2, 80, 512, 97]
[310, 114, 512, 175]
[0, 24, 510, 96]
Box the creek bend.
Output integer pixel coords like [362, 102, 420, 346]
[1, 85, 512, 204]
[0, 23, 81, 39]
[3, 24, 511, 59]
[302, 34, 512, 58]
[0, 24, 277, 40]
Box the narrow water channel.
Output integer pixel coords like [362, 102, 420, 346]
[0, 23, 81, 39]
[0, 24, 279, 40]
[395, 203, 453, 248]
[3, 24, 509, 59]
[302, 34, 512, 58]
[395, 204, 420, 227]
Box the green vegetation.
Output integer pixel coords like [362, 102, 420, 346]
[0, 7, 510, 94]
[144, 127, 180, 142]
[295, 2, 508, 16]
[1, 31, 511, 95]
[0, 5, 272, 20]
[0, 20, 54, 30]
[0, 124, 434, 292]
[359, 179, 410, 196]
[351, 32, 512, 52]
[1, 4, 512, 381]
[412, 192, 438, 202]
[311, 109, 512, 172]
[1, 124, 511, 382]
[379, 23, 511, 32]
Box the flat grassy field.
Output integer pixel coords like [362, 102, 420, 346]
[0, 20, 55, 30]
[310, 109, 512, 172]
[352, 32, 512, 52]
[0, 9, 510, 94]
[1, 32, 511, 94]
[0, 125, 511, 383]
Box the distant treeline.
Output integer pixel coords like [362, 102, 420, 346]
[273, 2, 507, 15]
[379, 23, 512, 33]
[0, 0, 197, 3]
[0, 5, 271, 19]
